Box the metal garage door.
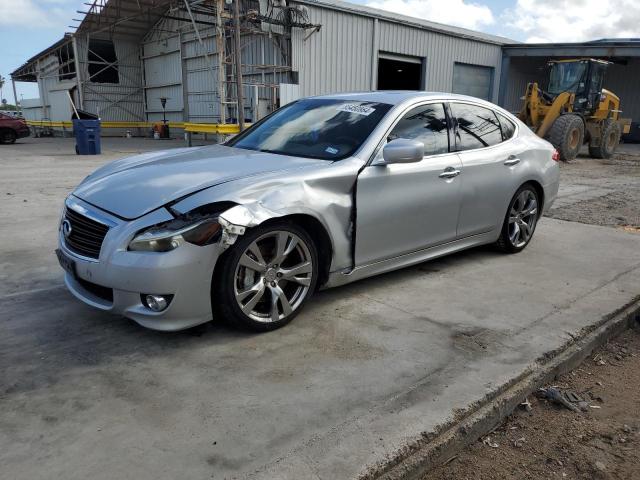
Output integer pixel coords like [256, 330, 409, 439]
[452, 63, 493, 101]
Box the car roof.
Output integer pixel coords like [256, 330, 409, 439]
[309, 91, 495, 106]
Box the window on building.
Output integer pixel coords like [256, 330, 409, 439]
[388, 103, 449, 156]
[57, 42, 76, 80]
[88, 39, 119, 84]
[497, 112, 516, 141]
[450, 103, 502, 151]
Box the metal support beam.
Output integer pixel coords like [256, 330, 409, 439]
[216, 0, 226, 124]
[11, 79, 18, 110]
[233, 0, 245, 130]
[370, 18, 378, 90]
[498, 53, 510, 108]
[71, 35, 84, 109]
[503, 45, 640, 58]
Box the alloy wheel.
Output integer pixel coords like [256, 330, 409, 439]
[233, 230, 313, 323]
[508, 190, 538, 248]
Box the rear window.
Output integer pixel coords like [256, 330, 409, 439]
[497, 113, 516, 141]
[228, 99, 392, 160]
[450, 103, 503, 151]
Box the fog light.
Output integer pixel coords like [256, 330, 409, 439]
[142, 294, 172, 312]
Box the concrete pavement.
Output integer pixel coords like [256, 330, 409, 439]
[1, 138, 639, 479]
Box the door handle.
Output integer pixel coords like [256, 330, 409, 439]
[439, 167, 461, 179]
[504, 156, 521, 166]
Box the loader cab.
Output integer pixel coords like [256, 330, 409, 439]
[545, 59, 608, 116]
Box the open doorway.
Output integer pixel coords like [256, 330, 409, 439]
[377, 53, 423, 90]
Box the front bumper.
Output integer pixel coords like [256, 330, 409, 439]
[59, 197, 224, 331]
[16, 127, 31, 139]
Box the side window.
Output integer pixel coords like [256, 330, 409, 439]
[387, 103, 449, 156]
[497, 113, 516, 141]
[450, 103, 502, 151]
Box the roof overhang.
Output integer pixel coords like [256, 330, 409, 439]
[502, 40, 640, 58]
[74, 0, 175, 40]
[10, 35, 74, 82]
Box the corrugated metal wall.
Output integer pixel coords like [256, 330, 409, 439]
[291, 5, 374, 96]
[604, 59, 640, 123]
[501, 57, 545, 114]
[290, 2, 503, 102]
[142, 7, 289, 124]
[76, 36, 145, 121]
[377, 21, 502, 99]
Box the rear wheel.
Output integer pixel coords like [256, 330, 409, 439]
[496, 185, 540, 253]
[213, 221, 318, 331]
[0, 129, 17, 144]
[546, 114, 584, 161]
[588, 119, 620, 159]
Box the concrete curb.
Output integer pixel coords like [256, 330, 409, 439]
[369, 298, 640, 480]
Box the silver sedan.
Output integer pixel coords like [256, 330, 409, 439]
[56, 92, 560, 331]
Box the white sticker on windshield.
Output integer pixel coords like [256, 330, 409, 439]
[325, 147, 339, 155]
[336, 104, 376, 116]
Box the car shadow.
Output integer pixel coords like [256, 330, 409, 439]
[1, 243, 502, 397]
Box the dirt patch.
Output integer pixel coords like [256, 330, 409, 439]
[423, 328, 640, 480]
[546, 149, 640, 229]
[548, 190, 640, 228]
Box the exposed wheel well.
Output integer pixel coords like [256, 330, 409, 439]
[268, 214, 333, 289]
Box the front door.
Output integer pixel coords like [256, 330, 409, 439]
[355, 102, 463, 266]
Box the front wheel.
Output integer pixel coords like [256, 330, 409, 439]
[496, 185, 540, 253]
[0, 129, 17, 144]
[213, 221, 318, 331]
[546, 114, 584, 161]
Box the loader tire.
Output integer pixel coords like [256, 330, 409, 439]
[588, 119, 620, 159]
[546, 114, 584, 162]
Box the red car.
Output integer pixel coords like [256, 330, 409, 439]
[0, 113, 30, 144]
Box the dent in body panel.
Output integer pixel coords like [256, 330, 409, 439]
[170, 158, 364, 273]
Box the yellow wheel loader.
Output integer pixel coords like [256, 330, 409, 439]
[518, 58, 631, 161]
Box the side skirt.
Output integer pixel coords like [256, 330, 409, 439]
[324, 230, 498, 289]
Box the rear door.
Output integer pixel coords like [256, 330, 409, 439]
[449, 102, 525, 237]
[355, 102, 463, 266]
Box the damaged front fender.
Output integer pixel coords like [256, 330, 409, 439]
[217, 203, 283, 247]
[169, 158, 364, 273]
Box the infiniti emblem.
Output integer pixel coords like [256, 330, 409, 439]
[62, 219, 73, 239]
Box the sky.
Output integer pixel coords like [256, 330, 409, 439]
[1, 0, 638, 102]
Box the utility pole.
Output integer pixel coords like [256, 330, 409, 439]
[233, 0, 245, 131]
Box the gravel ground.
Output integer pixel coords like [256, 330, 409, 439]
[547, 147, 640, 229]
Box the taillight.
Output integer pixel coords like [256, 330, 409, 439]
[552, 150, 560, 162]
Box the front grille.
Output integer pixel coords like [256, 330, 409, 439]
[63, 207, 109, 259]
[76, 277, 113, 302]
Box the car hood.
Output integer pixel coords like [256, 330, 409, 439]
[72, 145, 325, 219]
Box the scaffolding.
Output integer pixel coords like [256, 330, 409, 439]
[11, 0, 319, 130]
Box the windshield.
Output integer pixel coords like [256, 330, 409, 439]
[227, 99, 392, 160]
[547, 62, 587, 95]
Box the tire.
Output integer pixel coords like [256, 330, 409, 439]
[496, 184, 540, 253]
[546, 114, 584, 161]
[0, 129, 17, 144]
[212, 220, 319, 332]
[588, 119, 620, 159]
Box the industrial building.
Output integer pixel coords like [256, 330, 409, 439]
[9, 0, 640, 137]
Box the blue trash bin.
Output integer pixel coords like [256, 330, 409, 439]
[73, 119, 101, 155]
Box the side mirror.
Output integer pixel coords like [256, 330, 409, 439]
[379, 138, 424, 165]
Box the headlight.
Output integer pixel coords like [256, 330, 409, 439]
[129, 217, 221, 252]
